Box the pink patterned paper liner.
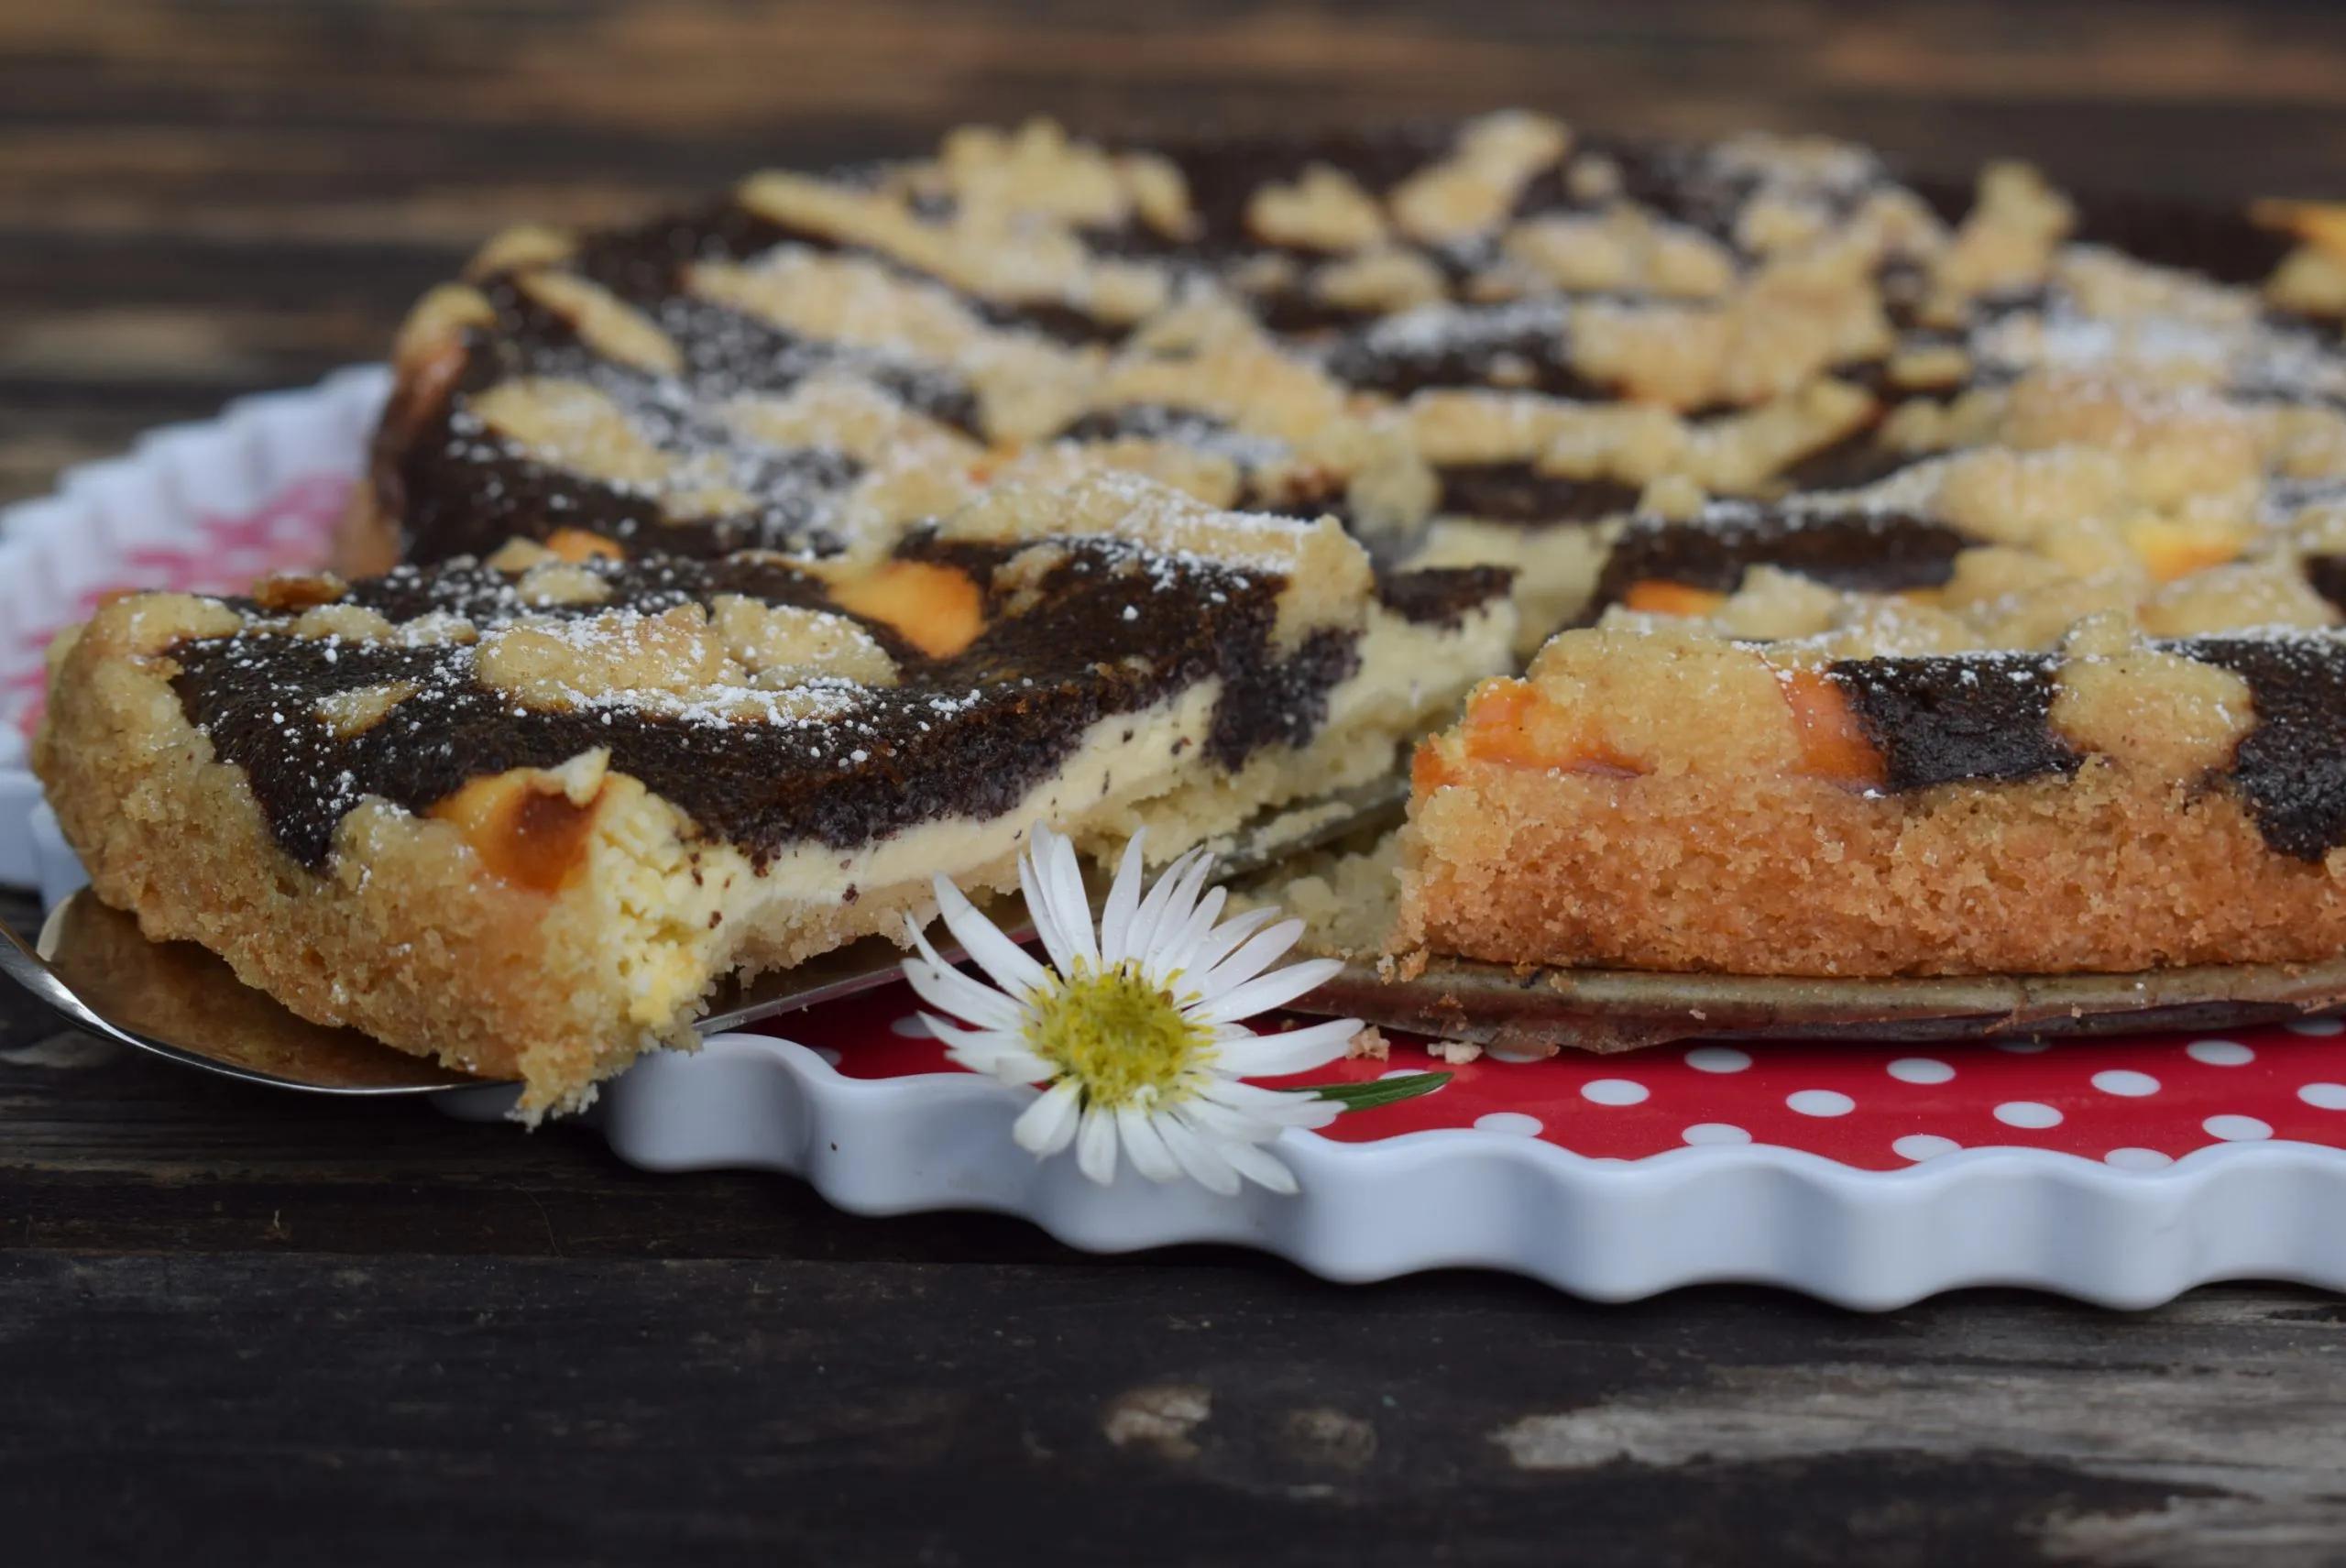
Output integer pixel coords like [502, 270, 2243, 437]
[3, 474, 352, 738]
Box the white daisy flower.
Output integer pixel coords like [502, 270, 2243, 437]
[898, 823, 1365, 1196]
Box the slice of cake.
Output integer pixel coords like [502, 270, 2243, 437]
[1396, 285, 2346, 982]
[39, 475, 1512, 1115]
[1398, 617, 2346, 977]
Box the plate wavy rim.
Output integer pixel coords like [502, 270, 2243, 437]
[429, 1030, 2346, 1310]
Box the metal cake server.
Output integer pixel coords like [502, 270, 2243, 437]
[3, 892, 481, 1094]
[0, 777, 1408, 1095]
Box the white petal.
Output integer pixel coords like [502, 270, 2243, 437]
[1020, 821, 1063, 880]
[984, 1049, 1058, 1084]
[1023, 826, 1098, 973]
[1197, 957, 1344, 1025]
[1278, 1097, 1344, 1132]
[1211, 1019, 1357, 1078]
[940, 1044, 1024, 1082]
[925, 1014, 1044, 1081]
[1022, 845, 1081, 979]
[1184, 905, 1279, 988]
[1014, 830, 1069, 969]
[1075, 1103, 1119, 1185]
[1096, 832, 1150, 965]
[900, 947, 1024, 1033]
[1196, 918, 1308, 999]
[1155, 1113, 1243, 1196]
[1047, 831, 1100, 970]
[1200, 1077, 1343, 1128]
[1149, 884, 1229, 991]
[1115, 1105, 1181, 1181]
[1174, 1095, 1278, 1143]
[916, 1011, 1002, 1054]
[1160, 848, 1219, 929]
[935, 875, 1048, 998]
[1124, 847, 1207, 969]
[1215, 1137, 1301, 1195]
[1014, 1080, 1083, 1156]
[1240, 1015, 1362, 1061]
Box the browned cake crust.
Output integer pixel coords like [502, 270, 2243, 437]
[39, 682, 978, 1111]
[1396, 618, 2346, 976]
[1398, 763, 2346, 976]
[39, 476, 1512, 1116]
[37, 592, 650, 1099]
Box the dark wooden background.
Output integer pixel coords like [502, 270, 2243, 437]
[9, 3, 2346, 1563]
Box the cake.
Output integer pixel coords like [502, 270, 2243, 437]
[1389, 167, 2346, 981]
[341, 113, 1952, 641]
[40, 475, 1512, 1114]
[1398, 620, 2346, 976]
[35, 112, 2346, 1108]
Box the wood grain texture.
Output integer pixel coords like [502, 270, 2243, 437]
[5, 0, 2346, 502]
[9, 5, 2346, 1561]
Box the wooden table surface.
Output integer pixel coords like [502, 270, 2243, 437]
[9, 3, 2346, 1562]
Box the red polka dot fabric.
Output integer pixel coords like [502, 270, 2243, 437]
[767, 981, 2346, 1170]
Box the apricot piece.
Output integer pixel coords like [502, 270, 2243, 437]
[2253, 199, 2346, 261]
[2127, 518, 2241, 584]
[544, 528, 626, 564]
[1620, 579, 1727, 618]
[1454, 678, 1643, 776]
[826, 560, 986, 659]
[1410, 739, 1458, 795]
[1773, 666, 1886, 788]
[252, 571, 350, 613]
[432, 769, 606, 894]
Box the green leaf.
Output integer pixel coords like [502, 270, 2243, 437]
[1289, 1070, 1452, 1113]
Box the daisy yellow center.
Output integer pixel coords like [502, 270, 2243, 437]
[1025, 960, 1211, 1111]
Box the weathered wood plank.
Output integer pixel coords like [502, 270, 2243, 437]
[6, 907, 2346, 1563]
[6, 1251, 2344, 1565]
[5, 0, 2345, 509]
[10, 6, 2346, 1560]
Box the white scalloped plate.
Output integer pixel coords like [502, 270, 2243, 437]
[432, 1031, 2346, 1310]
[16, 372, 2346, 1309]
